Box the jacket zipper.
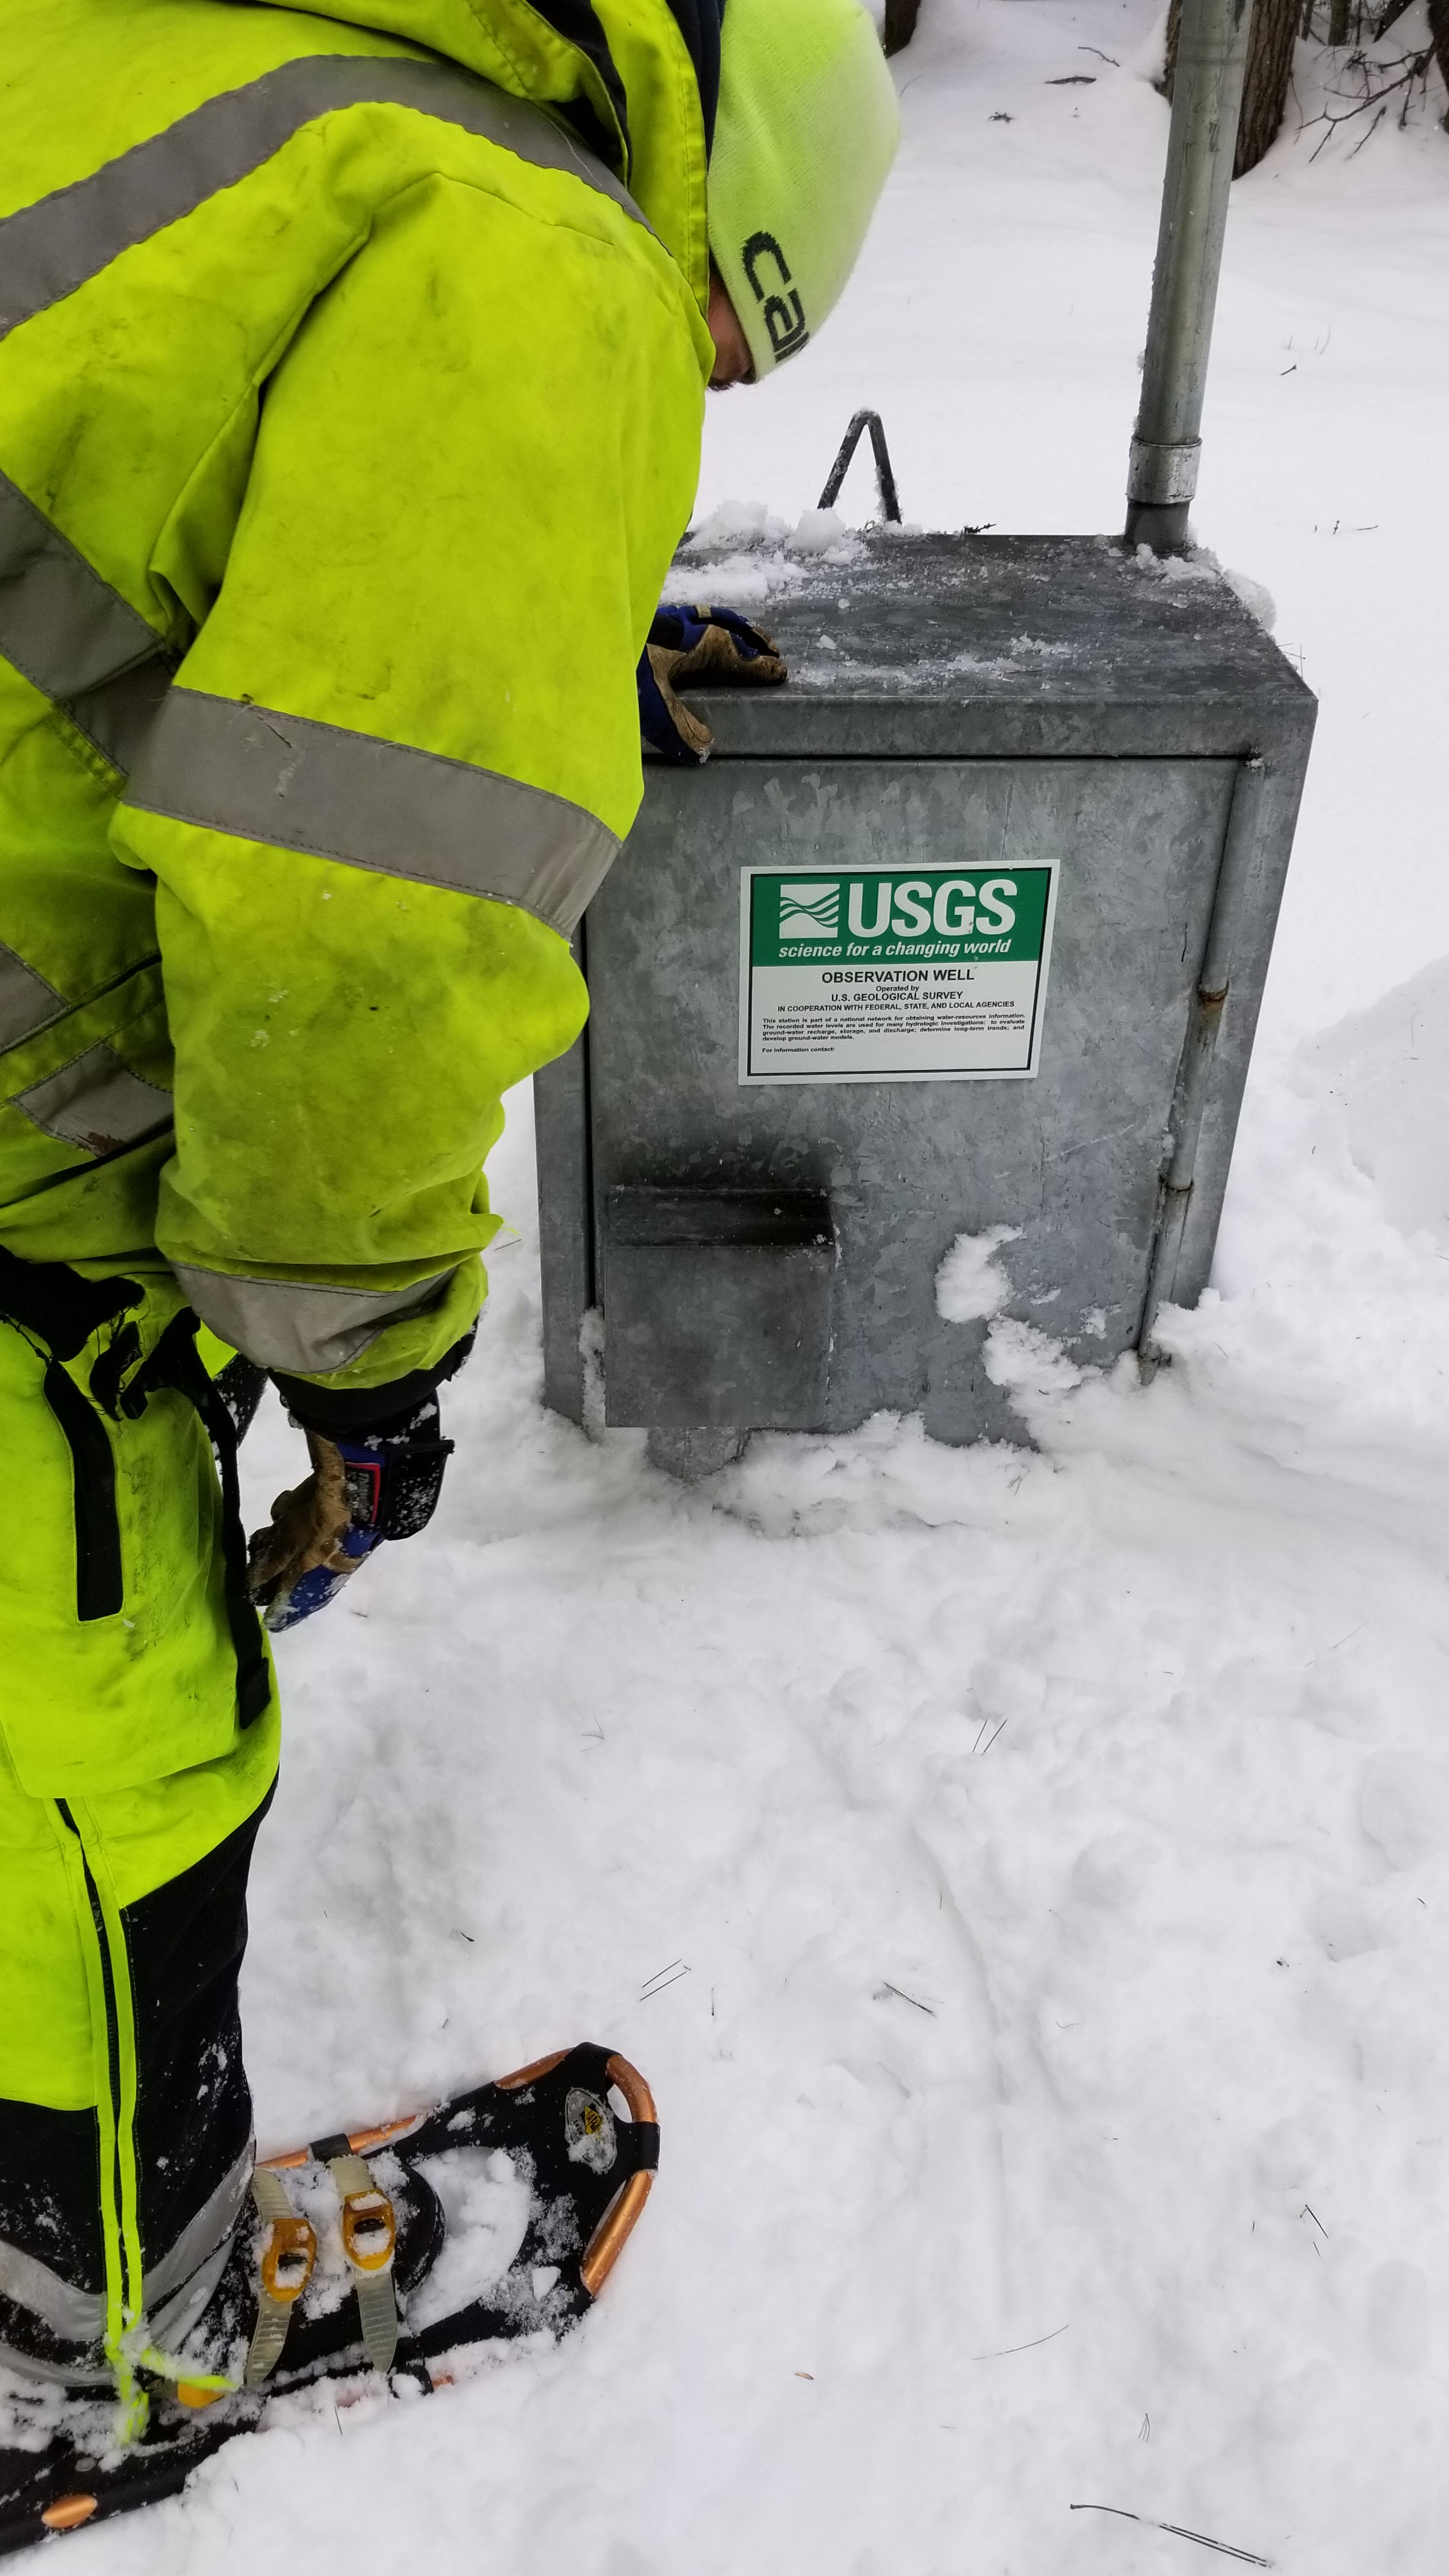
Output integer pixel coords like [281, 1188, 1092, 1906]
[57, 1800, 132, 2320]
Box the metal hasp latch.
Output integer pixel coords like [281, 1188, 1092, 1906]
[602, 1188, 834, 1438]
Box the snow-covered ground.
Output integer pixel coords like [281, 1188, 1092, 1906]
[93, 8, 1449, 2572]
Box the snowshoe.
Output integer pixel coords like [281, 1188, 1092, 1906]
[0, 2044, 656, 2556]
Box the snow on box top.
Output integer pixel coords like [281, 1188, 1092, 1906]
[665, 530, 1313, 762]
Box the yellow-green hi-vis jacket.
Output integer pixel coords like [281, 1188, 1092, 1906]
[0, 0, 715, 1390]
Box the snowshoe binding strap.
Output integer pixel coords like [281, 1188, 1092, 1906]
[326, 2152, 399, 2374]
[245, 2168, 318, 2387]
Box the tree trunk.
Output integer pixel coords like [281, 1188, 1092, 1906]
[1163, 0, 1303, 174]
[883, 0, 922, 57]
[1237, 0, 1303, 165]
[1429, 0, 1449, 106]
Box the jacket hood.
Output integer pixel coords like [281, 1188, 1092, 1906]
[241, 0, 720, 295]
[242, 1, 723, 176]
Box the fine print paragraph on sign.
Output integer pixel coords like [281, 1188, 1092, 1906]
[739, 861, 1058, 1085]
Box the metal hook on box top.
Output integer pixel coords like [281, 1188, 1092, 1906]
[817, 410, 901, 524]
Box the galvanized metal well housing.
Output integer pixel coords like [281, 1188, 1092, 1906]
[535, 532, 1315, 1467]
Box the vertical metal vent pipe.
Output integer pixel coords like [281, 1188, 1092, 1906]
[1126, 0, 1255, 555]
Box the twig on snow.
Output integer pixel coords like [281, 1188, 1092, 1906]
[640, 1959, 690, 2000]
[973, 2322, 1070, 2358]
[1070, 2503, 1273, 2566]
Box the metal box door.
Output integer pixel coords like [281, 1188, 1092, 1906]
[550, 755, 1237, 1445]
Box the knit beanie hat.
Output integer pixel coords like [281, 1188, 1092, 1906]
[707, 0, 900, 379]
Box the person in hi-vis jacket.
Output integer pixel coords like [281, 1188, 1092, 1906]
[0, 0, 896, 2424]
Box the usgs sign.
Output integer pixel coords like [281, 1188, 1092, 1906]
[739, 861, 1059, 1084]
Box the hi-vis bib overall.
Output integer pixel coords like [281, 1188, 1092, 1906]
[0, 0, 714, 2412]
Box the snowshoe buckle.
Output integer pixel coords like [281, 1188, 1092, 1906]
[262, 2216, 318, 2301]
[328, 2154, 399, 2375]
[245, 2168, 318, 2387]
[339, 2188, 396, 2275]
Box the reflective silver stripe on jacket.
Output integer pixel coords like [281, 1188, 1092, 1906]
[125, 690, 621, 939]
[141, 2144, 256, 2357]
[0, 54, 648, 342]
[68, 652, 176, 774]
[0, 2342, 114, 2389]
[0, 2149, 251, 2379]
[0, 467, 170, 767]
[12, 1039, 172, 1156]
[0, 940, 65, 1052]
[146, 2235, 238, 2359]
[171, 1264, 455, 1375]
[0, 2235, 106, 2346]
[0, 57, 650, 768]
[142, 2143, 253, 2312]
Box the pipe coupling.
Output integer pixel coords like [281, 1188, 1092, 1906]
[1127, 437, 1201, 507]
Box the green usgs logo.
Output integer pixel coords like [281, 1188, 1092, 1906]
[777, 877, 1019, 942]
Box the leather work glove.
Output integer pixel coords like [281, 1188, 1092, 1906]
[637, 602, 786, 764]
[247, 1388, 454, 1633]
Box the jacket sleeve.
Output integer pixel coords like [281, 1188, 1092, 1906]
[111, 158, 708, 1390]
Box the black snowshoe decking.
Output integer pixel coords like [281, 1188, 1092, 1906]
[0, 2045, 657, 2556]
